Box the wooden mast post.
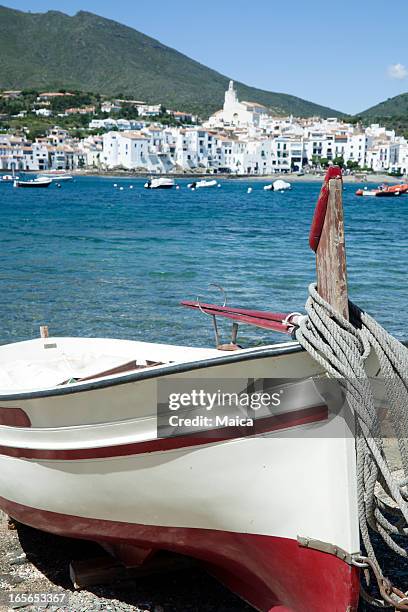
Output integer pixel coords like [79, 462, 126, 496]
[310, 166, 349, 320]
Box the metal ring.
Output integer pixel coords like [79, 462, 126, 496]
[195, 284, 228, 316]
[209, 283, 227, 307]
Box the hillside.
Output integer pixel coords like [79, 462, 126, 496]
[0, 5, 340, 117]
[360, 93, 408, 118]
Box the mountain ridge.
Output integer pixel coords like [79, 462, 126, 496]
[0, 5, 342, 117]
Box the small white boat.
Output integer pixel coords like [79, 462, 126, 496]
[2, 169, 20, 182]
[264, 179, 292, 192]
[2, 174, 20, 182]
[187, 179, 218, 189]
[13, 177, 52, 189]
[144, 178, 175, 189]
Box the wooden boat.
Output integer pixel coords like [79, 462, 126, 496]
[0, 168, 367, 611]
[144, 178, 175, 189]
[13, 177, 52, 188]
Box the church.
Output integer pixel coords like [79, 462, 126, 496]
[205, 81, 267, 128]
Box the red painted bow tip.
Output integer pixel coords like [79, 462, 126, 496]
[309, 166, 342, 252]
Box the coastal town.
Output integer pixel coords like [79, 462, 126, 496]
[0, 81, 407, 176]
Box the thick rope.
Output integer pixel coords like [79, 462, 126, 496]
[295, 284, 408, 582]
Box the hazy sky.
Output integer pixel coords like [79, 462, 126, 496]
[4, 0, 408, 114]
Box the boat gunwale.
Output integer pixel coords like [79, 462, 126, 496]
[0, 342, 304, 402]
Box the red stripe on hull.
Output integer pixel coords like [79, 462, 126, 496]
[0, 496, 359, 612]
[0, 405, 328, 460]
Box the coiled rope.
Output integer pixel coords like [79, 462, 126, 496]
[295, 283, 408, 607]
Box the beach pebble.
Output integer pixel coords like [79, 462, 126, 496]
[9, 553, 27, 565]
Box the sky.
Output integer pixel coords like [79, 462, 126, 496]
[3, 0, 408, 114]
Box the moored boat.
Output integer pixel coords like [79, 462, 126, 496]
[13, 177, 52, 188]
[187, 179, 218, 189]
[355, 189, 377, 196]
[2, 168, 20, 182]
[356, 183, 408, 197]
[264, 179, 291, 191]
[2, 173, 20, 182]
[144, 177, 175, 189]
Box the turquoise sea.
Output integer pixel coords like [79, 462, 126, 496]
[0, 176, 406, 347]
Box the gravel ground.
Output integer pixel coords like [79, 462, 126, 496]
[0, 511, 253, 612]
[2, 510, 408, 611]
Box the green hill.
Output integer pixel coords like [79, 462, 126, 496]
[0, 5, 341, 117]
[359, 93, 408, 118]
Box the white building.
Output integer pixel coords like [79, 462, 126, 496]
[34, 108, 53, 117]
[206, 81, 267, 129]
[102, 131, 150, 170]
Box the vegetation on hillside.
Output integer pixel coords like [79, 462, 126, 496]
[0, 6, 340, 118]
[0, 89, 195, 138]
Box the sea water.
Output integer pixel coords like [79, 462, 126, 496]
[0, 177, 406, 347]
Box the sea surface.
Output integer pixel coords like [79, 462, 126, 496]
[0, 176, 406, 347]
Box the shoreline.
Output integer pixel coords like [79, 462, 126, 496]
[37, 170, 402, 184]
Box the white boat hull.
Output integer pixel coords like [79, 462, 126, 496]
[0, 336, 361, 611]
[188, 180, 218, 189]
[144, 178, 175, 189]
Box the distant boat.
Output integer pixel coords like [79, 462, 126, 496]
[355, 189, 377, 197]
[2, 169, 19, 182]
[2, 174, 20, 182]
[43, 174, 73, 182]
[13, 177, 52, 189]
[187, 179, 218, 189]
[264, 179, 291, 192]
[144, 178, 175, 189]
[356, 184, 408, 197]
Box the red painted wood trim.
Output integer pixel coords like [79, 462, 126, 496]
[0, 495, 359, 612]
[0, 407, 31, 427]
[309, 166, 342, 252]
[181, 301, 292, 333]
[0, 405, 328, 460]
[181, 301, 289, 322]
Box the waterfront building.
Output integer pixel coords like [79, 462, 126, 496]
[102, 131, 150, 170]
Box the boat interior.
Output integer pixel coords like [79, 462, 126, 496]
[0, 336, 238, 393]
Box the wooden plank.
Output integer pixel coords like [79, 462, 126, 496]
[181, 302, 293, 334]
[316, 176, 349, 320]
[181, 301, 288, 322]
